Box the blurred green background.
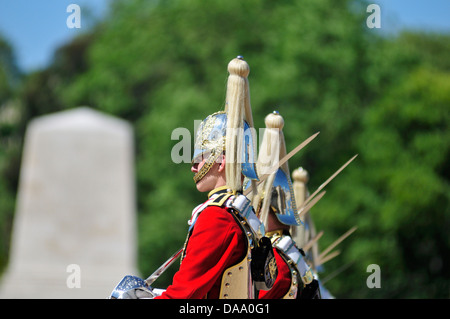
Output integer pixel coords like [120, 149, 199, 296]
[0, 0, 449, 298]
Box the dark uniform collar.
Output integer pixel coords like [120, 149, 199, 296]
[207, 185, 235, 198]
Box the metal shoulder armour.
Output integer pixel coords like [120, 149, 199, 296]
[272, 234, 316, 299]
[267, 232, 298, 299]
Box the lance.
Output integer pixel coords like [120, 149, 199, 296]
[303, 154, 358, 207]
[295, 190, 327, 225]
[244, 131, 320, 196]
[317, 250, 341, 265]
[320, 261, 354, 285]
[317, 226, 358, 266]
[144, 248, 183, 286]
[302, 230, 324, 252]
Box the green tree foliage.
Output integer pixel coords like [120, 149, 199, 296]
[0, 0, 448, 297]
[56, 0, 372, 288]
[314, 32, 450, 298]
[0, 35, 21, 273]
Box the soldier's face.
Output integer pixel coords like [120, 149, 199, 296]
[191, 154, 226, 192]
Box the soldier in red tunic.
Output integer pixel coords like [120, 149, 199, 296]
[110, 57, 277, 299]
[155, 112, 254, 298]
[255, 111, 320, 299]
[156, 57, 276, 299]
[155, 186, 248, 299]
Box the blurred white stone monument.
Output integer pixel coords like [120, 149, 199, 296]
[0, 107, 138, 298]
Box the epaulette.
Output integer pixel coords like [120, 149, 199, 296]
[207, 193, 234, 207]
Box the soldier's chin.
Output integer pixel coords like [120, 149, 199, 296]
[195, 179, 211, 193]
[195, 181, 205, 191]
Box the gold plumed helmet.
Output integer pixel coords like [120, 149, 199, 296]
[192, 56, 258, 192]
[256, 111, 301, 227]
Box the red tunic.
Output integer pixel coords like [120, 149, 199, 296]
[155, 205, 246, 299]
[258, 248, 292, 299]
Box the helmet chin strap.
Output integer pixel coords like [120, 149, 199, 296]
[193, 150, 222, 184]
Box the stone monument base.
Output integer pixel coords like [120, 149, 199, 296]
[0, 107, 138, 299]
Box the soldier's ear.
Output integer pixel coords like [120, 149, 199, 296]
[217, 154, 226, 173]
